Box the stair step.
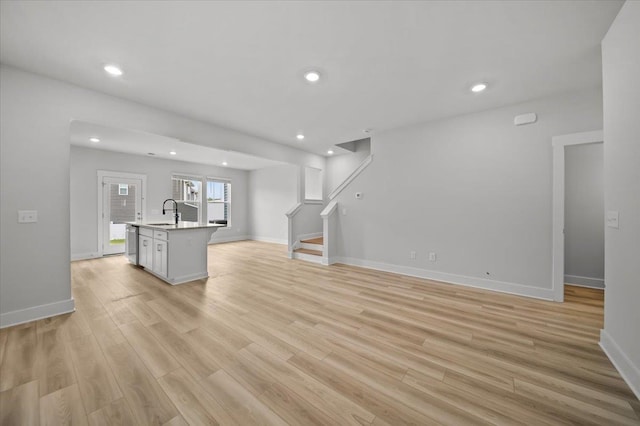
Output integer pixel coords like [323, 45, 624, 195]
[301, 237, 323, 245]
[294, 248, 323, 257]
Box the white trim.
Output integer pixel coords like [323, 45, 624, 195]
[0, 298, 76, 329]
[71, 252, 101, 261]
[251, 236, 288, 245]
[206, 175, 232, 183]
[333, 257, 555, 301]
[600, 329, 640, 400]
[321, 200, 338, 265]
[208, 235, 250, 244]
[320, 200, 338, 218]
[285, 203, 303, 218]
[328, 154, 373, 200]
[293, 251, 324, 264]
[286, 202, 303, 253]
[564, 274, 605, 289]
[551, 130, 603, 302]
[552, 129, 603, 147]
[97, 170, 147, 257]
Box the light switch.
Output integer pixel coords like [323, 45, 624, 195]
[18, 210, 38, 223]
[607, 211, 619, 229]
[342, 208, 347, 216]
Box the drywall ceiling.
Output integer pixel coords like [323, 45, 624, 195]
[0, 1, 623, 155]
[70, 121, 287, 171]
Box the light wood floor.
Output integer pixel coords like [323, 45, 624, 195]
[1, 241, 638, 425]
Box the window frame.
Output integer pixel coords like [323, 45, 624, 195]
[171, 173, 204, 223]
[206, 177, 232, 226]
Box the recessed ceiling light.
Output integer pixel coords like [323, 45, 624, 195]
[89, 137, 100, 143]
[104, 64, 123, 76]
[169, 151, 177, 155]
[304, 71, 320, 83]
[471, 83, 487, 93]
[296, 134, 305, 140]
[222, 161, 228, 166]
[327, 150, 334, 155]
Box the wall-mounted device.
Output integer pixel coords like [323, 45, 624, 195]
[607, 211, 619, 229]
[514, 113, 537, 126]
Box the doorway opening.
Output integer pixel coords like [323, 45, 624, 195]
[552, 130, 604, 302]
[97, 171, 147, 255]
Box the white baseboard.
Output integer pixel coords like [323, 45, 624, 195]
[333, 257, 555, 301]
[71, 252, 100, 261]
[208, 235, 250, 244]
[293, 251, 324, 264]
[600, 329, 640, 400]
[0, 298, 76, 329]
[251, 236, 288, 245]
[564, 274, 605, 289]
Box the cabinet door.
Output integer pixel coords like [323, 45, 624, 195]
[153, 240, 168, 278]
[139, 236, 152, 269]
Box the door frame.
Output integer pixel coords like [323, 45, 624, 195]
[97, 170, 147, 256]
[551, 130, 603, 302]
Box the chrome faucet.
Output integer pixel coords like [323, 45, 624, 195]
[162, 199, 179, 225]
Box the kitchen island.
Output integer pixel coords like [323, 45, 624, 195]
[126, 221, 224, 285]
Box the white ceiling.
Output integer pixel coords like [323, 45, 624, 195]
[1, 1, 622, 155]
[69, 121, 287, 171]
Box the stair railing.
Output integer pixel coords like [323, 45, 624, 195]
[320, 200, 338, 265]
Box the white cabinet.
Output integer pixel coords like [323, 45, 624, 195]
[131, 223, 219, 285]
[153, 239, 168, 278]
[139, 235, 153, 269]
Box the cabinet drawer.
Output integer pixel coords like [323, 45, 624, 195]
[154, 230, 168, 241]
[139, 227, 153, 237]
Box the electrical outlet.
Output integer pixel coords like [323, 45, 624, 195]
[410, 251, 416, 260]
[18, 210, 37, 223]
[429, 252, 437, 262]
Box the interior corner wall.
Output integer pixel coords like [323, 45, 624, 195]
[601, 0, 640, 398]
[70, 146, 250, 258]
[0, 64, 323, 327]
[248, 165, 299, 244]
[564, 143, 604, 287]
[331, 88, 603, 299]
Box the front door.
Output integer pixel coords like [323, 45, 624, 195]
[102, 176, 142, 255]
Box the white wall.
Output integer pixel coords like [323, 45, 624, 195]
[70, 146, 250, 259]
[330, 88, 603, 300]
[326, 139, 371, 195]
[0, 65, 323, 327]
[564, 143, 604, 288]
[248, 165, 299, 244]
[600, 0, 640, 399]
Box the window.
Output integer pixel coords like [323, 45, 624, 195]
[207, 178, 231, 225]
[118, 184, 128, 196]
[171, 174, 202, 222]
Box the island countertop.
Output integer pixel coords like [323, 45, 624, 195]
[127, 221, 226, 231]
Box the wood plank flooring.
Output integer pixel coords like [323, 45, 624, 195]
[1, 240, 638, 425]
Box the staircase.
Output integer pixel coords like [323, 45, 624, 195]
[293, 237, 324, 264]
